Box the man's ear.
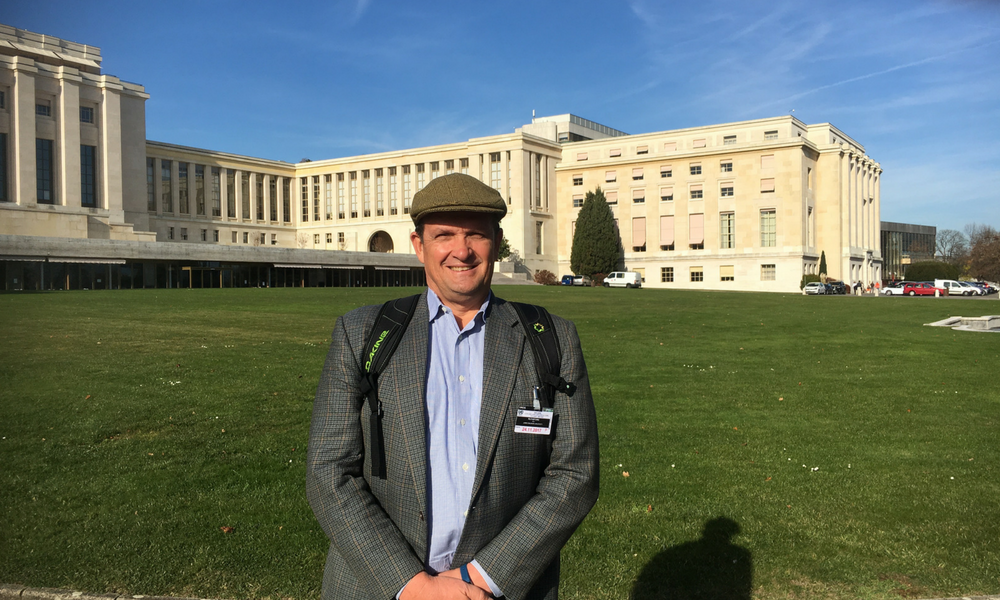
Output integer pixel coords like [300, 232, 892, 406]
[410, 230, 426, 264]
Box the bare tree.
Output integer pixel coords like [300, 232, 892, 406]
[965, 223, 998, 248]
[936, 229, 968, 265]
[968, 224, 1000, 282]
[297, 233, 311, 249]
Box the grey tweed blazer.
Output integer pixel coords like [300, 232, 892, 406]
[306, 292, 599, 600]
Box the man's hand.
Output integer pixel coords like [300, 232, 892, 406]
[400, 571, 492, 600]
[441, 564, 493, 596]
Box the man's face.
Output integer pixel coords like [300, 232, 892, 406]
[411, 212, 500, 309]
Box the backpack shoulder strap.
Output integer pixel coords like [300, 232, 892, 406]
[510, 302, 576, 406]
[359, 294, 420, 478]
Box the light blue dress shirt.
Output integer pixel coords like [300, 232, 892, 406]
[422, 289, 501, 597]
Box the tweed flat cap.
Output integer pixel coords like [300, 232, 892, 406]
[410, 173, 507, 224]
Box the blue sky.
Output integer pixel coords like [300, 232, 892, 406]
[6, 0, 999, 232]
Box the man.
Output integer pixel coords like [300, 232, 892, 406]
[307, 173, 600, 600]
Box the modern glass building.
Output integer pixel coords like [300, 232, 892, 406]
[880, 221, 936, 282]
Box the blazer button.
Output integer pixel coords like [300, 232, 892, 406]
[419, 511, 424, 521]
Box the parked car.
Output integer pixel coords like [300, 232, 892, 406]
[803, 282, 827, 295]
[560, 274, 574, 286]
[827, 281, 847, 295]
[903, 282, 948, 296]
[882, 282, 907, 296]
[603, 271, 643, 288]
[572, 275, 592, 286]
[934, 279, 980, 296]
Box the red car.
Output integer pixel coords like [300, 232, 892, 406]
[902, 282, 948, 296]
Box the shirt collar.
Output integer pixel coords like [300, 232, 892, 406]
[427, 288, 492, 327]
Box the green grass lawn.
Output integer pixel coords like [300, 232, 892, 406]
[1, 287, 997, 600]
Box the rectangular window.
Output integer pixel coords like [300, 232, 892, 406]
[609, 148, 621, 158]
[573, 194, 584, 208]
[389, 168, 398, 215]
[632, 188, 645, 203]
[660, 166, 672, 178]
[660, 186, 673, 202]
[632, 217, 646, 252]
[572, 175, 583, 186]
[80, 106, 94, 124]
[605, 170, 617, 183]
[689, 213, 704, 250]
[460, 158, 469, 174]
[338, 232, 345, 247]
[761, 154, 775, 169]
[660, 215, 674, 251]
[576, 152, 588, 161]
[36, 101, 51, 117]
[720, 265, 735, 281]
[270, 175, 277, 222]
[430, 162, 440, 180]
[693, 138, 706, 148]
[402, 166, 412, 214]
[690, 267, 704, 282]
[350, 172, 358, 218]
[314, 234, 320, 244]
[161, 159, 172, 212]
[605, 190, 618, 204]
[362, 171, 371, 217]
[243, 232, 249, 244]
[180, 227, 188, 241]
[301, 177, 310, 222]
[636, 145, 649, 155]
[313, 175, 321, 221]
[490, 153, 502, 191]
[232, 231, 238, 243]
[80, 145, 97, 208]
[376, 170, 384, 216]
[663, 141, 677, 152]
[226, 170, 236, 218]
[0, 91, 5, 109]
[690, 184, 703, 200]
[661, 267, 674, 283]
[36, 139, 54, 204]
[326, 232, 332, 244]
[195, 165, 205, 215]
[761, 264, 776, 280]
[760, 209, 776, 247]
[241, 172, 250, 219]
[760, 178, 775, 193]
[720, 161, 733, 173]
[444, 160, 454, 175]
[200, 229, 207, 242]
[720, 185, 734, 197]
[270, 233, 276, 245]
[632, 167, 644, 181]
[325, 174, 333, 220]
[178, 163, 189, 214]
[168, 227, 174, 240]
[278, 177, 289, 223]
[689, 164, 701, 176]
[723, 135, 736, 146]
[535, 221, 543, 255]
[720, 212, 735, 249]
[764, 130, 778, 140]
[417, 169, 425, 194]
[214, 230, 219, 242]
[146, 158, 155, 211]
[337, 173, 345, 219]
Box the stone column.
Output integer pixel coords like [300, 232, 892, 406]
[499, 149, 509, 202]
[58, 72, 81, 208]
[249, 172, 257, 224]
[234, 169, 242, 222]
[100, 83, 124, 215]
[12, 58, 38, 206]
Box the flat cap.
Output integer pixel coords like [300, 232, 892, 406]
[410, 173, 507, 224]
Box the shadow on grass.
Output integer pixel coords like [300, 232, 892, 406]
[631, 517, 751, 600]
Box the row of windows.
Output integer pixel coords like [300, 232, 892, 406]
[572, 155, 779, 186]
[6, 137, 99, 207]
[574, 131, 780, 162]
[164, 227, 287, 246]
[625, 210, 777, 252]
[571, 180, 769, 206]
[148, 159, 292, 223]
[30, 99, 96, 124]
[660, 264, 776, 283]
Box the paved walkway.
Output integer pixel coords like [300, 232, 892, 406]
[5, 582, 1000, 600]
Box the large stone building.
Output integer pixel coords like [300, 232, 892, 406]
[0, 24, 883, 291]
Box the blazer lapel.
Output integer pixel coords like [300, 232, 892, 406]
[471, 298, 525, 501]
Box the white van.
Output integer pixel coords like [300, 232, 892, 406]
[603, 271, 643, 288]
[935, 279, 981, 296]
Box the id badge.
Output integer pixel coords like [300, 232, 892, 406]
[514, 407, 553, 435]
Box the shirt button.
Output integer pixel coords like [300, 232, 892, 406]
[460, 419, 466, 426]
[459, 375, 466, 383]
[463, 510, 469, 517]
[462, 462, 470, 472]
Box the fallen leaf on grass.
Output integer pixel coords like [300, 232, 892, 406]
[85, 394, 91, 400]
[622, 471, 630, 477]
[765, 477, 772, 481]
[220, 526, 234, 534]
[647, 505, 652, 513]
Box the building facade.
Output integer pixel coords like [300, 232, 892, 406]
[1, 24, 882, 292]
[880, 221, 936, 282]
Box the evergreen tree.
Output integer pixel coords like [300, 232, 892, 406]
[819, 251, 828, 277]
[497, 235, 511, 261]
[570, 187, 620, 277]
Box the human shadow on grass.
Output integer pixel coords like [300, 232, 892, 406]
[631, 516, 751, 600]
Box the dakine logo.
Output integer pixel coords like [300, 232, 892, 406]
[533, 323, 545, 333]
[365, 330, 389, 370]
